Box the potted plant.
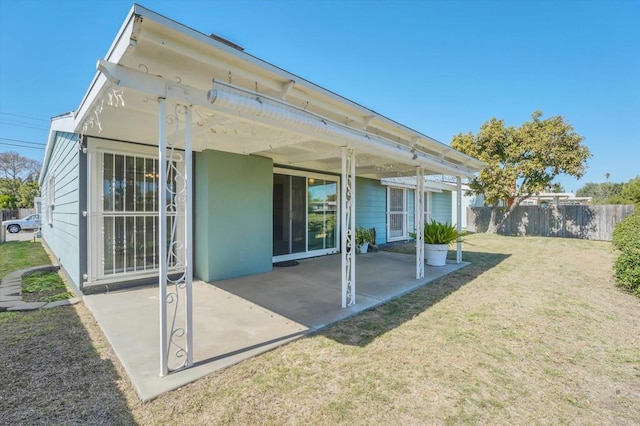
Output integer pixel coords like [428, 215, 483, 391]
[356, 227, 373, 253]
[421, 220, 460, 266]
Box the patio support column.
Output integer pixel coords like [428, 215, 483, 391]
[159, 99, 194, 377]
[414, 167, 425, 279]
[341, 147, 356, 308]
[456, 175, 462, 264]
[159, 98, 169, 376]
[184, 106, 194, 368]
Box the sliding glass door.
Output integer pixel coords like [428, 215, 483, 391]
[273, 169, 339, 261]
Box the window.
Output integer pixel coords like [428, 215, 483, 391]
[99, 152, 180, 276]
[272, 168, 339, 261]
[387, 187, 407, 241]
[423, 191, 432, 224]
[47, 174, 55, 225]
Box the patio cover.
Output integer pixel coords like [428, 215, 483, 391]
[47, 4, 484, 377]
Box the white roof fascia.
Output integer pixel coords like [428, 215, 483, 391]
[380, 177, 454, 192]
[129, 5, 484, 173]
[73, 5, 140, 132]
[39, 113, 76, 185]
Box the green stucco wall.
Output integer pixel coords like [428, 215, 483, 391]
[194, 150, 273, 282]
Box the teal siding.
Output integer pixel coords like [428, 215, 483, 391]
[355, 177, 387, 244]
[41, 132, 81, 290]
[356, 178, 417, 243]
[195, 150, 273, 282]
[432, 191, 453, 224]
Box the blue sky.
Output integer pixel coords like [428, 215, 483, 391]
[0, 0, 638, 191]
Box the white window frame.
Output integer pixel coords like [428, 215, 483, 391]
[86, 139, 184, 283]
[272, 167, 340, 263]
[386, 186, 408, 241]
[46, 173, 55, 226]
[424, 190, 432, 224]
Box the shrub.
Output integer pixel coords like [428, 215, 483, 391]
[612, 212, 640, 297]
[612, 212, 640, 251]
[614, 240, 640, 297]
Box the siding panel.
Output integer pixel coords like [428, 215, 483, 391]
[355, 177, 387, 244]
[41, 132, 81, 289]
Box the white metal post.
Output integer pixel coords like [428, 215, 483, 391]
[184, 106, 194, 368]
[456, 176, 462, 264]
[341, 147, 356, 308]
[158, 98, 168, 377]
[415, 167, 424, 279]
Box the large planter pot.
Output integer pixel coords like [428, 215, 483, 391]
[359, 242, 369, 254]
[425, 243, 449, 266]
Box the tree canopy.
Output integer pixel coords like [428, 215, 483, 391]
[452, 111, 590, 206]
[451, 111, 591, 231]
[0, 151, 41, 209]
[578, 176, 640, 205]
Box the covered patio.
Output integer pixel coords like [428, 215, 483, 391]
[58, 5, 485, 394]
[84, 251, 468, 401]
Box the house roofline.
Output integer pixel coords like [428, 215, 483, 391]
[39, 113, 76, 186]
[72, 4, 483, 172]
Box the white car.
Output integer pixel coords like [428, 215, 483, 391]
[2, 214, 41, 233]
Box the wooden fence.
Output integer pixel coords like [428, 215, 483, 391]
[467, 204, 635, 241]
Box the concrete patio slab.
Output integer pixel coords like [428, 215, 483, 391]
[84, 281, 308, 401]
[214, 251, 468, 329]
[83, 252, 468, 401]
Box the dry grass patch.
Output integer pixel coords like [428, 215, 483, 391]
[1, 234, 638, 424]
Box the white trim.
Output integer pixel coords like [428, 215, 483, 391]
[386, 186, 408, 242]
[86, 138, 172, 283]
[272, 167, 340, 263]
[273, 248, 339, 263]
[125, 5, 483, 169]
[424, 191, 432, 224]
[456, 176, 462, 264]
[46, 173, 55, 226]
[415, 167, 424, 279]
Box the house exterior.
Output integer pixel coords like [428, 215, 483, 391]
[39, 5, 483, 374]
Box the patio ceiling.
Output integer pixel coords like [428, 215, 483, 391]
[73, 5, 483, 179]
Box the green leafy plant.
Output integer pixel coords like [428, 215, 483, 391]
[355, 227, 374, 245]
[612, 212, 640, 297]
[612, 212, 640, 251]
[421, 220, 460, 245]
[614, 240, 640, 297]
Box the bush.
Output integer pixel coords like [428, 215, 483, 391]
[612, 212, 640, 297]
[612, 212, 640, 251]
[614, 241, 640, 297]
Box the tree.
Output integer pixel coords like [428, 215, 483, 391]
[0, 151, 40, 181]
[620, 176, 640, 205]
[576, 177, 640, 205]
[0, 151, 41, 209]
[577, 182, 624, 203]
[451, 111, 590, 233]
[0, 193, 18, 210]
[547, 182, 565, 193]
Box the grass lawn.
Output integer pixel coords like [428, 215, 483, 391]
[1, 234, 638, 424]
[22, 271, 74, 303]
[0, 240, 51, 279]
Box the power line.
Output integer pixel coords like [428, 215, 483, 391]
[0, 111, 49, 123]
[0, 142, 45, 150]
[0, 121, 49, 131]
[0, 137, 46, 146]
